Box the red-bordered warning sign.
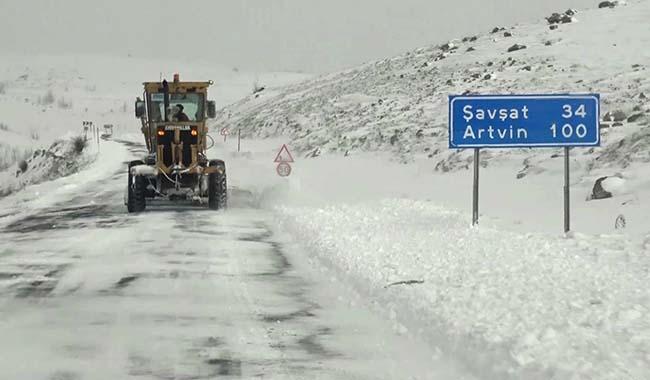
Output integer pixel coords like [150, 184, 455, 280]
[274, 144, 294, 163]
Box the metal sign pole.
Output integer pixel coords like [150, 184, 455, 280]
[473, 148, 480, 226]
[238, 129, 241, 152]
[564, 147, 570, 233]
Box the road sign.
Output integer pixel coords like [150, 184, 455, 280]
[220, 127, 230, 142]
[276, 162, 292, 177]
[274, 144, 294, 163]
[449, 94, 600, 148]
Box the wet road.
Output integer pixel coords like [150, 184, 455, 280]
[0, 141, 473, 380]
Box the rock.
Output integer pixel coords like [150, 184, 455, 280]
[507, 44, 527, 53]
[487, 61, 494, 66]
[599, 1, 617, 8]
[600, 123, 611, 129]
[565, 9, 577, 16]
[549, 24, 559, 30]
[548, 11, 575, 24]
[446, 79, 454, 85]
[546, 13, 563, 24]
[483, 74, 493, 80]
[462, 37, 470, 42]
[615, 214, 626, 229]
[613, 122, 624, 127]
[469, 36, 478, 42]
[522, 65, 532, 71]
[433, 52, 448, 61]
[603, 110, 627, 122]
[590, 176, 613, 200]
[308, 147, 321, 158]
[440, 42, 456, 51]
[640, 92, 648, 99]
[545, 40, 553, 46]
[466, 46, 476, 52]
[491, 27, 505, 34]
[416, 129, 424, 138]
[627, 113, 646, 123]
[504, 31, 513, 37]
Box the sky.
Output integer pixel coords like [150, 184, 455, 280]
[0, 0, 597, 73]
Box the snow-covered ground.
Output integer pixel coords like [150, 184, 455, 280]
[212, 1, 650, 379]
[1, 1, 649, 380]
[210, 136, 649, 380]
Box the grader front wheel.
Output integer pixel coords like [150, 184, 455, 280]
[208, 171, 227, 210]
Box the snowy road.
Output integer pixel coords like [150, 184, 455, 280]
[0, 141, 472, 380]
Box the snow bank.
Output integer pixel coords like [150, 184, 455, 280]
[0, 136, 97, 198]
[275, 199, 650, 380]
[0, 139, 127, 226]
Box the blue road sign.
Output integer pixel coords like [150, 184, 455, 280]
[449, 94, 600, 148]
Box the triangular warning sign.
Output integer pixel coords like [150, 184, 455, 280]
[274, 144, 295, 163]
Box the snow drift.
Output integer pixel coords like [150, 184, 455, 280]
[276, 200, 650, 380]
[0, 136, 95, 198]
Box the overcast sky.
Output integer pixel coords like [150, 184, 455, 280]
[0, 0, 596, 73]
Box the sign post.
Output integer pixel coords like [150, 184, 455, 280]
[473, 148, 479, 226]
[449, 94, 599, 232]
[564, 147, 570, 233]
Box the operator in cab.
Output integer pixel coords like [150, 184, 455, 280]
[172, 104, 190, 122]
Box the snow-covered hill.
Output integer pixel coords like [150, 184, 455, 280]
[219, 0, 649, 171]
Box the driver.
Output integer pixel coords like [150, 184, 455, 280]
[172, 104, 190, 122]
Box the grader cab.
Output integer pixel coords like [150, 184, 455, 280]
[125, 74, 227, 212]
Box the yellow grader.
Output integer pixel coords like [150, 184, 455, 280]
[125, 74, 226, 212]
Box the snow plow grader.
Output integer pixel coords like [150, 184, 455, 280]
[125, 75, 227, 212]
